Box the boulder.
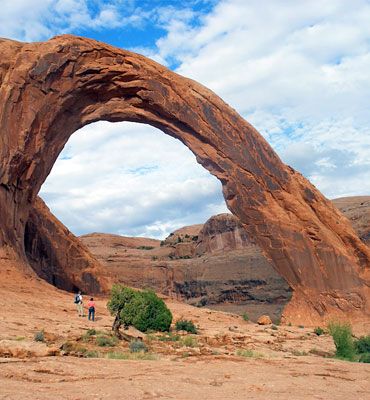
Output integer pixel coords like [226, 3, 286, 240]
[257, 316, 272, 325]
[0, 340, 60, 358]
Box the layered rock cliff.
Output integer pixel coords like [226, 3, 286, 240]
[80, 214, 293, 322]
[0, 35, 369, 325]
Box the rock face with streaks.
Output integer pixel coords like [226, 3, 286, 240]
[25, 197, 110, 293]
[0, 35, 369, 325]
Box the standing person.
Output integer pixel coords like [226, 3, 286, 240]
[75, 291, 84, 317]
[88, 297, 95, 322]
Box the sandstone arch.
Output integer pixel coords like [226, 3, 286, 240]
[0, 35, 369, 325]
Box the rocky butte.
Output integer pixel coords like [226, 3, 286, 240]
[0, 35, 369, 326]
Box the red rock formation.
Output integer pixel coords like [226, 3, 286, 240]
[332, 196, 370, 246]
[25, 197, 110, 293]
[0, 35, 369, 325]
[196, 213, 254, 254]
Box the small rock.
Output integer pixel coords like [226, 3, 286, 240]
[257, 315, 272, 325]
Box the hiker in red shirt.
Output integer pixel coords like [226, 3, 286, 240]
[88, 298, 95, 322]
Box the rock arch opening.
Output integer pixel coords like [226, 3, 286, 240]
[24, 120, 292, 323]
[1, 35, 369, 324]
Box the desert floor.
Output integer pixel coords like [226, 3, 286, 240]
[0, 266, 369, 400]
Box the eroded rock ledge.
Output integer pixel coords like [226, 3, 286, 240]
[0, 35, 369, 325]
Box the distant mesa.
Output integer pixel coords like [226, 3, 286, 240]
[0, 35, 369, 325]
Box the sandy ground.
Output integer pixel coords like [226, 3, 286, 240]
[0, 265, 369, 400]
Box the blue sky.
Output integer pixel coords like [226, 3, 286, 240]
[1, 0, 370, 239]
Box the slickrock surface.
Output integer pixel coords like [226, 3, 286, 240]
[0, 268, 369, 400]
[0, 35, 369, 325]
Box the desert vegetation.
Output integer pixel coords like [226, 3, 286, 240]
[328, 321, 370, 363]
[107, 284, 173, 336]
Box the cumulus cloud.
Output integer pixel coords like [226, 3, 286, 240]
[40, 122, 228, 238]
[0, 0, 150, 42]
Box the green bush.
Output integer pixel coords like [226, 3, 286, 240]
[34, 329, 45, 342]
[242, 312, 249, 322]
[327, 321, 356, 361]
[354, 335, 370, 363]
[314, 326, 325, 336]
[175, 319, 197, 334]
[130, 340, 147, 353]
[358, 353, 370, 363]
[354, 335, 370, 354]
[107, 284, 172, 333]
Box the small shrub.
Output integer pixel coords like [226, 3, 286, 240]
[86, 350, 100, 358]
[76, 346, 87, 354]
[242, 312, 249, 322]
[177, 236, 182, 243]
[327, 321, 356, 361]
[359, 353, 370, 363]
[181, 336, 198, 348]
[138, 246, 154, 250]
[192, 236, 198, 241]
[96, 335, 118, 347]
[107, 351, 128, 359]
[354, 335, 370, 354]
[158, 332, 180, 342]
[237, 348, 253, 357]
[175, 319, 197, 334]
[294, 350, 308, 356]
[185, 234, 190, 238]
[34, 329, 45, 343]
[354, 335, 370, 363]
[130, 340, 147, 353]
[61, 341, 73, 351]
[298, 325, 304, 329]
[12, 337, 26, 341]
[82, 329, 98, 342]
[314, 326, 325, 336]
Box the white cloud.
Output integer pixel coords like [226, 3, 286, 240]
[0, 0, 150, 41]
[40, 122, 228, 238]
[151, 0, 370, 199]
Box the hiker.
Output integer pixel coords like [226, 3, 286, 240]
[88, 297, 96, 321]
[75, 291, 84, 317]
